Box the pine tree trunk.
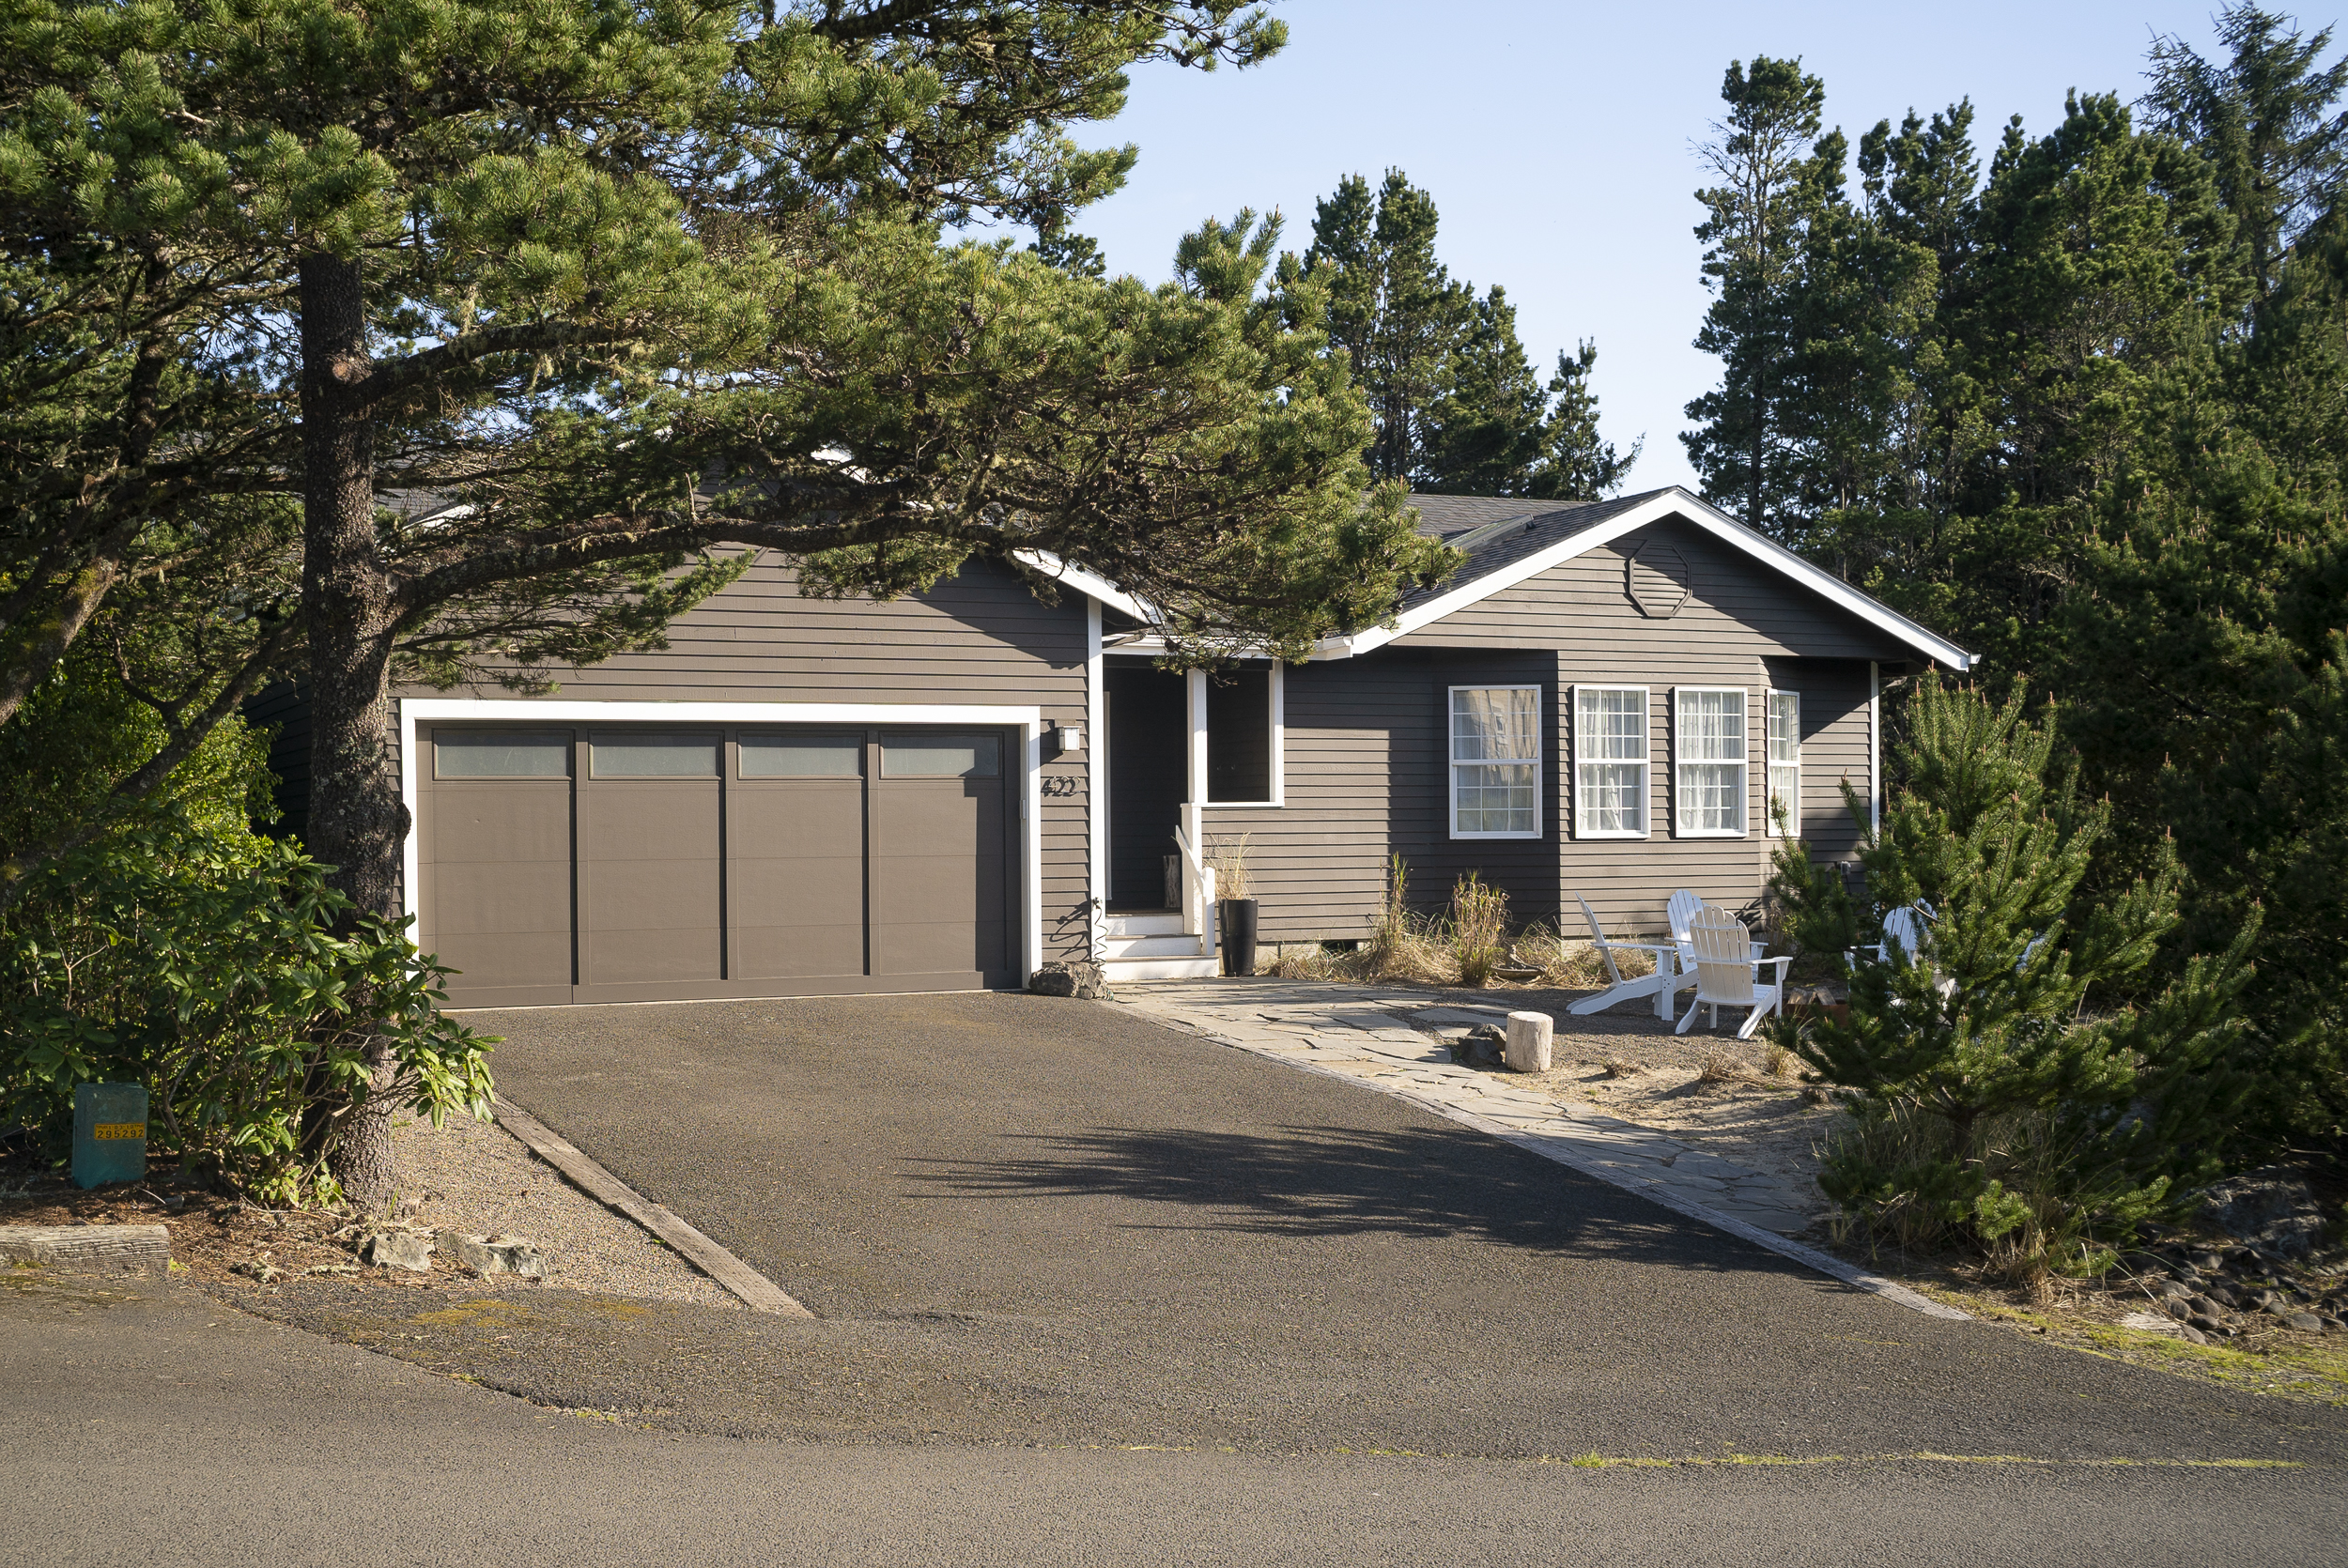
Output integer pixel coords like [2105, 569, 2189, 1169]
[298, 252, 406, 1214]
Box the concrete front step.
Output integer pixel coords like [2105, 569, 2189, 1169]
[1101, 932, 1212, 960]
[1104, 956, 1222, 982]
[1104, 912, 1185, 937]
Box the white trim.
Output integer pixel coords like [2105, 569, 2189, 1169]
[1672, 684, 1750, 839]
[1185, 669, 1209, 813]
[1012, 548, 1157, 624]
[397, 698, 1045, 982]
[1322, 488, 1974, 670]
[1569, 684, 1651, 839]
[1448, 684, 1543, 840]
[1087, 600, 1106, 962]
[1765, 688, 1800, 838]
[1869, 662, 1882, 836]
[1201, 661, 1286, 808]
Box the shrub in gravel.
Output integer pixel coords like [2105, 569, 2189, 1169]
[1766, 675, 2259, 1277]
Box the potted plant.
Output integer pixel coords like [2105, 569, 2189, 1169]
[1210, 836, 1259, 976]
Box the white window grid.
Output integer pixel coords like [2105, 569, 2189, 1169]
[1674, 686, 1749, 838]
[1766, 689, 1800, 838]
[1448, 684, 1542, 839]
[1571, 685, 1649, 838]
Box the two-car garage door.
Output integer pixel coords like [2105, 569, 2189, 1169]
[416, 724, 1019, 1008]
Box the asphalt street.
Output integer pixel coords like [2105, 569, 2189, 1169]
[10, 991, 2345, 1564]
[6, 1271, 2341, 1568]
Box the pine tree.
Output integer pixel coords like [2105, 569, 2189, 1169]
[1770, 676, 2256, 1268]
[1301, 169, 1473, 482]
[1416, 285, 1548, 495]
[0, 1, 1459, 1204]
[1301, 173, 1637, 499]
[1683, 56, 1841, 537]
[1525, 344, 1640, 501]
[2146, 3, 2348, 304]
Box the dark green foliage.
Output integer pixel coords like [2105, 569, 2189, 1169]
[1297, 168, 1637, 499]
[0, 659, 490, 1203]
[1770, 677, 2255, 1268]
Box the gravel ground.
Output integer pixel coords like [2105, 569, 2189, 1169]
[390, 1110, 739, 1309]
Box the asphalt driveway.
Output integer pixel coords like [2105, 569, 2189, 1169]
[360, 992, 2348, 1465]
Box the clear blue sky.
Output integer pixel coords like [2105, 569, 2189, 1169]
[1023, 0, 2293, 493]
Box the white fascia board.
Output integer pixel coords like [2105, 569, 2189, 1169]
[1012, 548, 1157, 623]
[1322, 488, 1974, 670]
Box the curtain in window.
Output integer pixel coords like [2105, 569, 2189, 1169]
[1452, 687, 1538, 835]
[1453, 687, 1538, 761]
[1574, 688, 1645, 835]
[1676, 689, 1746, 835]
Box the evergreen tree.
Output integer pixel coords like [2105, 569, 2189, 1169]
[1770, 676, 2256, 1268]
[0, 0, 1459, 1204]
[1684, 56, 1841, 537]
[1300, 171, 1637, 500]
[1525, 343, 1640, 501]
[2146, 3, 2348, 304]
[1301, 169, 1472, 482]
[1416, 284, 1547, 495]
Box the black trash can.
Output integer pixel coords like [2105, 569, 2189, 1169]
[1218, 898, 1259, 976]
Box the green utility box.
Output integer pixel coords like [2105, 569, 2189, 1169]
[72, 1082, 148, 1189]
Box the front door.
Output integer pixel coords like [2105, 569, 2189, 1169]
[1103, 661, 1187, 911]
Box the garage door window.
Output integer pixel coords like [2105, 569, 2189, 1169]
[739, 733, 862, 776]
[590, 733, 718, 777]
[881, 733, 999, 776]
[434, 730, 570, 778]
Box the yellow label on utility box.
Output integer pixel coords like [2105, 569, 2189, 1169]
[92, 1122, 145, 1141]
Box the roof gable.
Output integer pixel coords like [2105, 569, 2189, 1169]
[1019, 485, 1972, 670]
[1343, 486, 1972, 669]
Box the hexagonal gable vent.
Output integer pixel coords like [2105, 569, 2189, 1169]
[1625, 539, 1691, 618]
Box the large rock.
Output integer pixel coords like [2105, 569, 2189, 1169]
[2187, 1167, 2328, 1258]
[437, 1231, 547, 1279]
[1030, 961, 1111, 1001]
[359, 1229, 434, 1271]
[1454, 1025, 1506, 1071]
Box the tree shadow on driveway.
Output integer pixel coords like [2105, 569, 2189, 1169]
[906, 1119, 1772, 1277]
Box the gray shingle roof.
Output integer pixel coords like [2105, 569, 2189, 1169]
[1398, 487, 1675, 610]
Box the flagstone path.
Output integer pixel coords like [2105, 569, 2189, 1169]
[1113, 977, 1964, 1320]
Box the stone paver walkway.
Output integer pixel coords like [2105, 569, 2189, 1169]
[1113, 977, 1965, 1321]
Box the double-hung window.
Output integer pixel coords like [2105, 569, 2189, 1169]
[1766, 690, 1800, 837]
[1450, 685, 1540, 838]
[1572, 686, 1648, 837]
[1674, 687, 1748, 837]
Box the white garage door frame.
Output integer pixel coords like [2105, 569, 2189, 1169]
[398, 698, 1047, 990]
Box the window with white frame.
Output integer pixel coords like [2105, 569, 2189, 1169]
[1766, 690, 1800, 837]
[1674, 687, 1748, 837]
[1450, 685, 1540, 838]
[1572, 686, 1647, 837]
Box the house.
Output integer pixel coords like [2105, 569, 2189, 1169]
[257, 485, 1970, 1008]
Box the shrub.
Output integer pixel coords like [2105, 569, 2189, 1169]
[1772, 675, 2255, 1274]
[1449, 872, 1509, 986]
[2, 824, 495, 1207]
[1, 665, 492, 1207]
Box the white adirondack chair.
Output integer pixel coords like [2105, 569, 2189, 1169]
[1664, 889, 1766, 1013]
[1676, 910, 1794, 1039]
[1852, 902, 1957, 999]
[1565, 893, 1682, 1018]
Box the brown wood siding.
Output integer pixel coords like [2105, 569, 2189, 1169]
[1392, 515, 1914, 661]
[245, 682, 312, 838]
[395, 557, 1091, 974]
[1229, 515, 1912, 945]
[1204, 650, 1562, 945]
